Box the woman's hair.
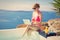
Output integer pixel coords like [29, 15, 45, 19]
[32, 3, 40, 9]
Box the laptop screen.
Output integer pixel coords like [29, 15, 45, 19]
[23, 19, 31, 25]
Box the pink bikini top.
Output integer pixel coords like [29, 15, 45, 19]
[32, 11, 41, 22]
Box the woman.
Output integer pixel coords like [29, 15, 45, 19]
[32, 3, 42, 30]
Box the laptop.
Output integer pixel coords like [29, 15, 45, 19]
[23, 19, 31, 25]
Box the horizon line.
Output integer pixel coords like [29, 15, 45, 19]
[0, 9, 54, 11]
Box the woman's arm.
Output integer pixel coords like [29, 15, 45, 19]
[38, 11, 42, 23]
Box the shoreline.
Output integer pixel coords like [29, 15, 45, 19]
[0, 27, 27, 31]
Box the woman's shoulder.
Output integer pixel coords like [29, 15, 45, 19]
[37, 11, 41, 15]
[33, 10, 41, 14]
[39, 10, 41, 13]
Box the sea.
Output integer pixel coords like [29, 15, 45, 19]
[0, 10, 60, 29]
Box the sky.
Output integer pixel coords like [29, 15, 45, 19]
[0, 0, 54, 11]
